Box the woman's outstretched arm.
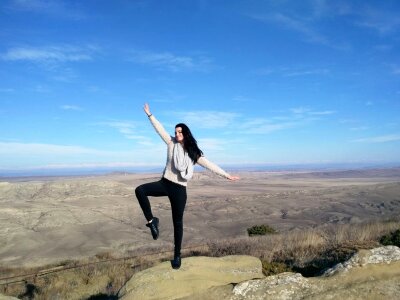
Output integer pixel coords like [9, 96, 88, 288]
[197, 156, 240, 181]
[143, 103, 172, 144]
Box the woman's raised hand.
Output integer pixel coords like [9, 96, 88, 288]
[143, 103, 151, 116]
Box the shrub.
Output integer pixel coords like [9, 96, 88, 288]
[380, 229, 400, 247]
[247, 224, 277, 236]
[261, 261, 292, 276]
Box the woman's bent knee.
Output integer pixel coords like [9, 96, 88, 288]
[135, 185, 144, 197]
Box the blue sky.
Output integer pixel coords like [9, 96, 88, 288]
[1, 0, 400, 173]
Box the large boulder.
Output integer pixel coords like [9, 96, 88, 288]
[119, 255, 264, 300]
[323, 245, 400, 276]
[231, 246, 400, 300]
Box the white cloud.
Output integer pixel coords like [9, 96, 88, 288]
[390, 65, 400, 75]
[8, 161, 159, 170]
[98, 121, 153, 145]
[290, 107, 335, 116]
[251, 68, 274, 76]
[240, 118, 296, 134]
[61, 105, 83, 111]
[308, 110, 336, 115]
[353, 134, 400, 143]
[129, 50, 213, 72]
[233, 95, 253, 103]
[174, 111, 239, 128]
[253, 66, 330, 78]
[1, 46, 93, 63]
[350, 126, 369, 131]
[0, 142, 109, 156]
[239, 107, 335, 135]
[365, 101, 373, 106]
[197, 138, 225, 151]
[285, 68, 329, 77]
[355, 9, 400, 35]
[0, 141, 168, 169]
[291, 107, 311, 114]
[34, 85, 51, 93]
[8, 0, 86, 20]
[248, 12, 329, 45]
[0, 88, 15, 92]
[100, 121, 135, 133]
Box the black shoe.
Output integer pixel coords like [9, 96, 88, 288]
[146, 217, 159, 240]
[171, 255, 181, 269]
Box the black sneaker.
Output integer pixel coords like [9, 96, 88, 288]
[146, 217, 159, 240]
[171, 255, 181, 269]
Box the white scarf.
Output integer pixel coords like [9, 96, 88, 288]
[173, 142, 194, 181]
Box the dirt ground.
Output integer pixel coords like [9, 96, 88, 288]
[1, 168, 400, 267]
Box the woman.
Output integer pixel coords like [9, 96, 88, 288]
[135, 103, 239, 269]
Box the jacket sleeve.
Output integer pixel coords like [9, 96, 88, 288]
[148, 115, 172, 144]
[197, 156, 230, 179]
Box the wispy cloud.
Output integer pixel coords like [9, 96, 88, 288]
[0, 88, 15, 92]
[174, 111, 239, 128]
[0, 141, 166, 169]
[290, 107, 335, 116]
[350, 126, 369, 131]
[240, 118, 296, 134]
[290, 107, 311, 115]
[0, 142, 109, 156]
[8, 0, 86, 20]
[239, 107, 335, 135]
[389, 64, 400, 75]
[99, 121, 152, 145]
[169, 106, 335, 137]
[61, 105, 83, 111]
[354, 8, 400, 35]
[128, 50, 213, 72]
[34, 85, 51, 93]
[353, 134, 400, 143]
[1, 45, 95, 63]
[232, 95, 253, 103]
[197, 138, 226, 151]
[0, 162, 156, 171]
[248, 12, 330, 46]
[253, 66, 330, 77]
[285, 68, 329, 77]
[308, 110, 336, 116]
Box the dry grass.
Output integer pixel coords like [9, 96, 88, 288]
[1, 219, 399, 299]
[207, 219, 400, 276]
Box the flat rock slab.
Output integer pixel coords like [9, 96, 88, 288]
[119, 255, 264, 300]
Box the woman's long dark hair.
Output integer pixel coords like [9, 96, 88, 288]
[175, 123, 203, 163]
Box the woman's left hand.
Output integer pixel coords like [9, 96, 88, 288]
[228, 175, 240, 181]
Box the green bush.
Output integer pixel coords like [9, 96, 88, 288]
[247, 224, 277, 236]
[261, 260, 292, 276]
[380, 229, 400, 247]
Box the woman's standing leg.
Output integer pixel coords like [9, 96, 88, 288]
[166, 180, 187, 268]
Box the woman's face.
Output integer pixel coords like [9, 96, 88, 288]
[175, 127, 184, 143]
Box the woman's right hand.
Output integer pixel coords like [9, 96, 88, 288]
[144, 103, 151, 116]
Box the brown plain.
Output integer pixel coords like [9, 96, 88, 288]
[1, 168, 400, 268]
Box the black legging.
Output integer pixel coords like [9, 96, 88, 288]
[135, 177, 187, 256]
